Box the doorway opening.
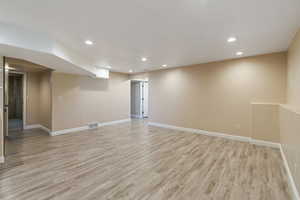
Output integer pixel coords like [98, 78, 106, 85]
[7, 72, 26, 134]
[131, 80, 148, 119]
[2, 57, 52, 157]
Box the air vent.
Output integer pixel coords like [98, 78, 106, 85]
[88, 123, 99, 129]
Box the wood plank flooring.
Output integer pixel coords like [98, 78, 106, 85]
[0, 120, 292, 200]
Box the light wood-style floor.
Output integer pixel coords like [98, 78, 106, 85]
[0, 120, 292, 200]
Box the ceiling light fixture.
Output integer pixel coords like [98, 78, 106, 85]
[227, 37, 237, 43]
[141, 57, 147, 62]
[129, 69, 133, 73]
[85, 40, 93, 45]
[162, 64, 167, 67]
[236, 51, 243, 56]
[106, 66, 112, 69]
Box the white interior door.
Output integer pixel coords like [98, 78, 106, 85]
[4, 59, 9, 137]
[141, 82, 148, 118]
[0, 56, 4, 162]
[131, 81, 142, 118]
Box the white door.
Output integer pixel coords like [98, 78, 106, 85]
[0, 56, 5, 162]
[141, 82, 148, 118]
[131, 81, 142, 118]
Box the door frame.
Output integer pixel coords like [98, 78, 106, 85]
[8, 71, 27, 130]
[1, 56, 4, 162]
[130, 80, 149, 119]
[141, 81, 149, 118]
[140, 81, 148, 118]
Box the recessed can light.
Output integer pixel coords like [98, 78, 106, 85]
[85, 40, 93, 45]
[227, 37, 237, 43]
[236, 51, 243, 56]
[106, 66, 112, 69]
[129, 69, 133, 73]
[162, 64, 167, 67]
[141, 57, 147, 62]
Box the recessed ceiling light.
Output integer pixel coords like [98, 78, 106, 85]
[106, 66, 112, 69]
[85, 40, 93, 45]
[162, 64, 167, 67]
[227, 37, 237, 43]
[129, 69, 133, 73]
[141, 57, 147, 62]
[236, 51, 243, 56]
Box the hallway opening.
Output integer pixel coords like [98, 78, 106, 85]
[130, 80, 148, 119]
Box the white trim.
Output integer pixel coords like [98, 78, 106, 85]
[280, 145, 300, 200]
[148, 122, 281, 149]
[139, 82, 143, 118]
[24, 124, 41, 130]
[148, 122, 251, 143]
[50, 125, 88, 136]
[250, 139, 281, 149]
[24, 124, 51, 134]
[23, 72, 27, 129]
[39, 125, 51, 134]
[0, 156, 4, 163]
[147, 123, 300, 196]
[50, 118, 131, 136]
[99, 118, 131, 127]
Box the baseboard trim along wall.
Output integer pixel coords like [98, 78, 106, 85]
[51, 126, 88, 136]
[0, 156, 4, 163]
[100, 118, 131, 127]
[51, 118, 131, 136]
[280, 146, 300, 200]
[24, 124, 51, 134]
[148, 122, 280, 148]
[250, 139, 281, 149]
[148, 121, 299, 200]
[24, 124, 42, 130]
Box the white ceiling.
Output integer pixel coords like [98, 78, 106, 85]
[0, 0, 300, 73]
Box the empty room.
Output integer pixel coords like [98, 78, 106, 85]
[0, 0, 299, 200]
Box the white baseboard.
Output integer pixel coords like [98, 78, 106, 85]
[148, 122, 281, 149]
[51, 125, 89, 136]
[148, 122, 251, 143]
[39, 125, 51, 134]
[24, 124, 41, 130]
[250, 139, 281, 149]
[24, 124, 51, 134]
[148, 122, 300, 198]
[0, 156, 4, 163]
[280, 146, 300, 200]
[51, 118, 131, 136]
[100, 118, 131, 127]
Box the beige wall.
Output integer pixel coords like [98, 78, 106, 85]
[149, 52, 287, 138]
[26, 72, 41, 125]
[279, 105, 300, 193]
[51, 72, 130, 131]
[281, 29, 300, 195]
[39, 71, 52, 129]
[26, 71, 52, 129]
[251, 103, 280, 142]
[287, 30, 300, 108]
